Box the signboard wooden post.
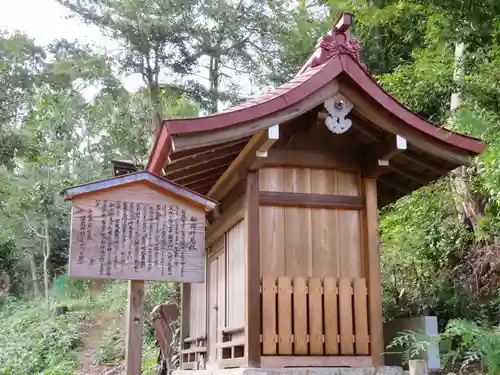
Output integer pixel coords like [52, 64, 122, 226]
[61, 171, 217, 375]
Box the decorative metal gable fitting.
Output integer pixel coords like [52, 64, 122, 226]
[324, 94, 353, 134]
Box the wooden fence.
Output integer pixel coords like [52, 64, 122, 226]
[261, 276, 370, 356]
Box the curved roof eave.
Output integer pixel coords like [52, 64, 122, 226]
[337, 54, 484, 155]
[165, 58, 343, 135]
[147, 53, 485, 175]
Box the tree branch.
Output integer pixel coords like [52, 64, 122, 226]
[24, 214, 46, 239]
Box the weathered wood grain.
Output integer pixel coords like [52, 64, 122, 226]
[69, 184, 206, 283]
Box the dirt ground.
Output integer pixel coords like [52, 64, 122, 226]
[77, 311, 123, 375]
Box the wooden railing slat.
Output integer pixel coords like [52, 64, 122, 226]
[323, 276, 339, 354]
[261, 276, 369, 357]
[354, 278, 370, 354]
[293, 276, 308, 355]
[309, 277, 323, 354]
[277, 276, 293, 354]
[262, 276, 277, 355]
[339, 277, 354, 354]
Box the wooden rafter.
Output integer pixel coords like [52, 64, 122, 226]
[378, 177, 407, 194]
[399, 152, 449, 175]
[166, 153, 239, 181]
[166, 139, 247, 171]
[185, 177, 221, 192]
[388, 164, 428, 185]
[351, 117, 382, 142]
[208, 125, 280, 201]
[172, 164, 232, 185]
[340, 81, 474, 166]
[365, 134, 407, 178]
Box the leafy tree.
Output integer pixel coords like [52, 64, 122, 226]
[0, 32, 45, 168]
[57, 0, 285, 115]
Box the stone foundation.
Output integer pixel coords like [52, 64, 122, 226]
[174, 367, 403, 375]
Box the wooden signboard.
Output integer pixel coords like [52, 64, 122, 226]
[61, 171, 217, 375]
[63, 171, 216, 283]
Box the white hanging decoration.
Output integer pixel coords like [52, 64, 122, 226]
[324, 94, 353, 134]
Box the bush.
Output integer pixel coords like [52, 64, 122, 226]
[0, 300, 86, 375]
[97, 327, 125, 365]
[388, 318, 500, 374]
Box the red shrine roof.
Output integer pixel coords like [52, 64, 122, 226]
[146, 12, 485, 207]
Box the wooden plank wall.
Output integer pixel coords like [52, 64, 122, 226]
[226, 220, 245, 329]
[261, 276, 370, 356]
[188, 280, 206, 338]
[205, 221, 246, 365]
[259, 167, 363, 278]
[208, 236, 225, 363]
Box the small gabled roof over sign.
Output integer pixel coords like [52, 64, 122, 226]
[60, 171, 218, 212]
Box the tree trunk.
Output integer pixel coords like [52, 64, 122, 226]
[43, 216, 51, 309]
[149, 83, 162, 134]
[209, 55, 220, 114]
[448, 42, 485, 234]
[28, 249, 40, 298]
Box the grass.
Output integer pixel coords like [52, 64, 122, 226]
[0, 298, 87, 375]
[0, 275, 176, 374]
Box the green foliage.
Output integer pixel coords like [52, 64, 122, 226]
[380, 180, 480, 320]
[388, 319, 500, 374]
[142, 340, 163, 375]
[0, 300, 86, 375]
[3, 0, 500, 372]
[97, 327, 125, 365]
[378, 44, 455, 122]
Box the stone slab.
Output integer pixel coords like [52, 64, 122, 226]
[174, 366, 403, 375]
[384, 316, 440, 370]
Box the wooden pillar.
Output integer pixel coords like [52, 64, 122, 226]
[364, 178, 384, 365]
[244, 171, 261, 367]
[180, 283, 191, 358]
[125, 280, 145, 374]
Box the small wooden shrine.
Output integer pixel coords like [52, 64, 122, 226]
[146, 12, 485, 371]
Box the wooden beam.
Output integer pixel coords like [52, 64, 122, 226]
[363, 179, 384, 365]
[147, 126, 173, 175]
[206, 197, 244, 247]
[244, 171, 260, 367]
[260, 191, 364, 209]
[334, 12, 354, 32]
[378, 135, 407, 161]
[250, 124, 280, 170]
[365, 134, 407, 178]
[263, 148, 362, 172]
[208, 125, 279, 201]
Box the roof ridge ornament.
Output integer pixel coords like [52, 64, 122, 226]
[309, 12, 367, 71]
[324, 93, 353, 135]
